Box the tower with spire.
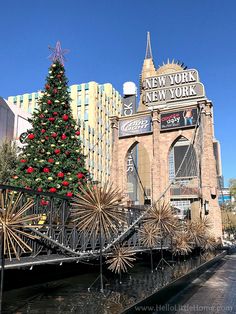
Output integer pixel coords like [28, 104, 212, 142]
[140, 32, 156, 86]
[138, 32, 156, 112]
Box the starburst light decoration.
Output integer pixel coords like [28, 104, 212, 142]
[139, 223, 160, 248]
[0, 190, 40, 260]
[185, 217, 212, 248]
[172, 231, 193, 256]
[71, 182, 126, 240]
[145, 201, 178, 236]
[106, 246, 136, 274]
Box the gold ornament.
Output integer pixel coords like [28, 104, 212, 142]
[48, 177, 53, 181]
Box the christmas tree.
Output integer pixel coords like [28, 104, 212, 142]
[12, 42, 89, 197]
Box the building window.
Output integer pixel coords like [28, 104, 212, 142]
[28, 101, 32, 113]
[84, 107, 88, 122]
[85, 83, 89, 90]
[85, 91, 89, 104]
[77, 85, 82, 91]
[77, 92, 82, 105]
[168, 137, 197, 180]
[77, 107, 81, 120]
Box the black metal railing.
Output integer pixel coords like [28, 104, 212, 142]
[0, 185, 153, 262]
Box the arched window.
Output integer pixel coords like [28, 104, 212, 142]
[169, 136, 198, 181]
[126, 143, 151, 205]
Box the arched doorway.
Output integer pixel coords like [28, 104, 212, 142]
[126, 142, 151, 205]
[168, 136, 199, 220]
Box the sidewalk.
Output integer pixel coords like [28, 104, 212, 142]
[164, 254, 236, 313]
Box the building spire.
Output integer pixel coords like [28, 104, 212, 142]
[145, 32, 153, 59]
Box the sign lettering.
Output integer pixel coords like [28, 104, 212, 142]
[143, 69, 205, 106]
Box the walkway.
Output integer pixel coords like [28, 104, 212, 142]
[162, 253, 236, 313]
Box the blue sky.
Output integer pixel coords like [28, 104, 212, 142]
[1, 0, 235, 186]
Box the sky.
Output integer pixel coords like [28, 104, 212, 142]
[0, 0, 235, 186]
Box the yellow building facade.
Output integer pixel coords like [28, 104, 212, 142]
[8, 82, 122, 184]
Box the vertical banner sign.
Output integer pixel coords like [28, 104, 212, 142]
[122, 95, 138, 202]
[122, 95, 136, 116]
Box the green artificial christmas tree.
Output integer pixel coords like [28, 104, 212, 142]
[12, 42, 89, 197]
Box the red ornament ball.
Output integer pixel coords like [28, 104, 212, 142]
[48, 117, 55, 122]
[49, 187, 57, 193]
[53, 88, 58, 94]
[20, 159, 27, 163]
[26, 167, 34, 173]
[53, 112, 58, 116]
[57, 74, 61, 78]
[28, 133, 35, 140]
[47, 100, 52, 105]
[62, 114, 69, 121]
[54, 149, 61, 154]
[51, 132, 57, 138]
[43, 167, 50, 173]
[37, 187, 43, 192]
[65, 151, 70, 156]
[75, 131, 80, 136]
[41, 129, 46, 134]
[66, 192, 73, 197]
[77, 173, 84, 179]
[40, 114, 45, 118]
[45, 84, 50, 90]
[57, 172, 64, 178]
[62, 181, 69, 186]
[40, 199, 48, 206]
[48, 158, 54, 163]
[61, 134, 67, 140]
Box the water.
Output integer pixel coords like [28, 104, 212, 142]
[3, 253, 215, 314]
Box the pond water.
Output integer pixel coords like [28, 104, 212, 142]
[3, 253, 215, 314]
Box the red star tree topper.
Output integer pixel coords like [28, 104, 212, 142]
[12, 57, 90, 196]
